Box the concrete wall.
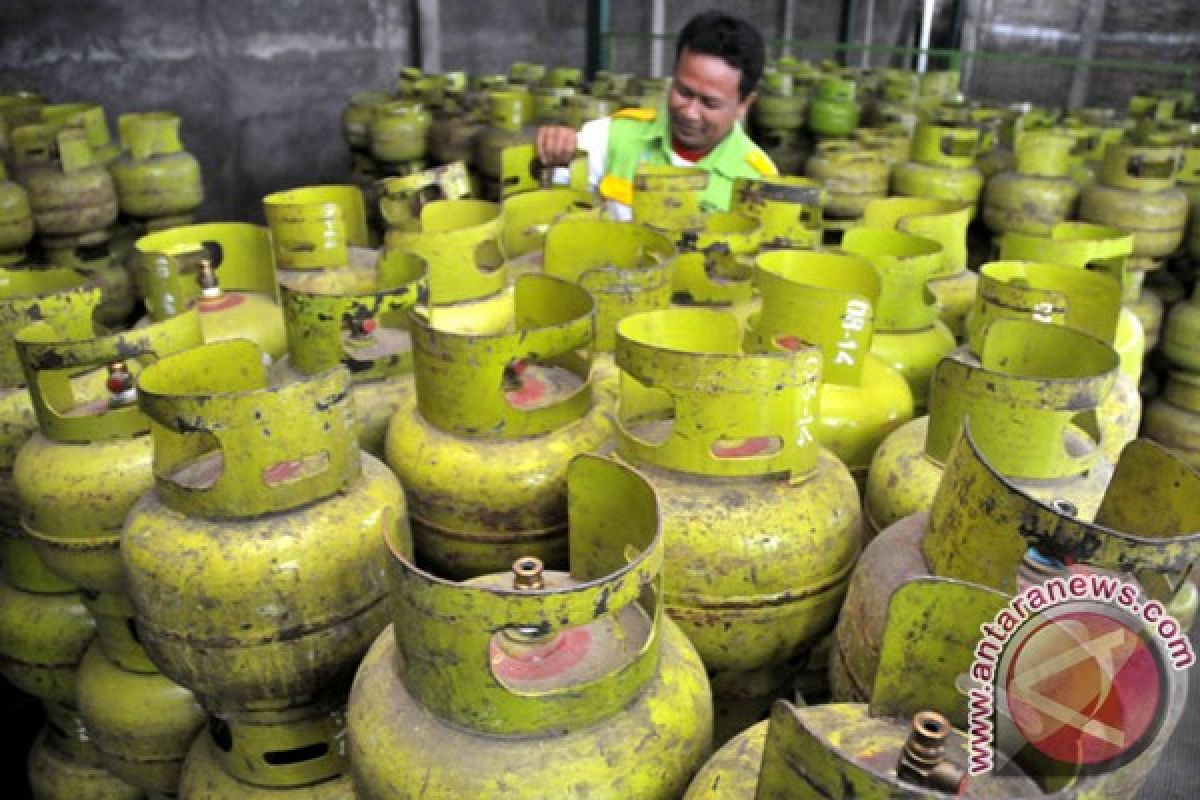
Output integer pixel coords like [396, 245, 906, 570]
[0, 0, 412, 223]
[1, 0, 1196, 224]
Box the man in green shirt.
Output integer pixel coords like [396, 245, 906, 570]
[535, 10, 777, 219]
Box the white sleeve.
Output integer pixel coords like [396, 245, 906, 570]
[550, 116, 611, 190]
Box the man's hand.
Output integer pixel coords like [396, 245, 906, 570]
[535, 126, 578, 167]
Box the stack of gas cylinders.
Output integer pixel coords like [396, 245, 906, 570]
[0, 59, 1198, 799]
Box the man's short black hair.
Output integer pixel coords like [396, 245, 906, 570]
[674, 11, 765, 100]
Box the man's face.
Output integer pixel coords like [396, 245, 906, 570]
[667, 47, 755, 153]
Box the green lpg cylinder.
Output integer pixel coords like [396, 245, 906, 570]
[731, 175, 825, 251]
[968, 260, 1142, 462]
[1163, 282, 1200, 372]
[750, 250, 913, 486]
[862, 319, 1119, 541]
[998, 221, 1145, 366]
[669, 248, 758, 328]
[1180, 135, 1200, 260]
[12, 124, 130, 325]
[500, 184, 597, 276]
[385, 275, 611, 579]
[804, 141, 888, 234]
[76, 593, 206, 796]
[122, 340, 408, 715]
[178, 701, 356, 799]
[841, 228, 956, 412]
[1145, 371, 1200, 468]
[38, 102, 120, 167]
[134, 222, 287, 360]
[14, 311, 204, 595]
[843, 425, 1198, 798]
[891, 121, 984, 216]
[858, 197, 976, 339]
[611, 309, 860, 743]
[687, 573, 1108, 798]
[808, 77, 859, 138]
[1079, 142, 1188, 273]
[347, 455, 714, 799]
[983, 129, 1079, 236]
[562, 93, 617, 132]
[0, 161, 34, 265]
[13, 123, 117, 239]
[0, 269, 99, 540]
[277, 246, 425, 459]
[0, 90, 45, 163]
[542, 218, 676, 403]
[752, 69, 808, 134]
[369, 101, 432, 174]
[476, 90, 535, 199]
[382, 197, 514, 332]
[28, 703, 142, 800]
[111, 112, 203, 232]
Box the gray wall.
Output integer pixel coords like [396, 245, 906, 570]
[2, 0, 1196, 223]
[0, 0, 412, 223]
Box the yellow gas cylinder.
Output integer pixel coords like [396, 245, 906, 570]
[341, 90, 391, 157]
[76, 592, 206, 796]
[0, 161, 34, 264]
[686, 572, 1113, 798]
[122, 340, 407, 714]
[266, 182, 421, 456]
[1079, 142, 1188, 273]
[0, 540, 94, 709]
[632, 164, 712, 230]
[612, 308, 860, 742]
[751, 69, 808, 135]
[385, 275, 610, 578]
[997, 221, 1145, 367]
[857, 196, 976, 339]
[804, 141, 889, 232]
[501, 185, 597, 276]
[854, 126, 911, 168]
[844, 426, 1198, 798]
[0, 269, 98, 536]
[178, 702, 355, 799]
[983, 130, 1079, 236]
[1163, 283, 1200, 372]
[1180, 134, 1200, 260]
[28, 702, 142, 800]
[841, 228, 955, 412]
[369, 100, 431, 174]
[476, 90, 535, 199]
[38, 102, 121, 167]
[382, 197, 514, 332]
[0, 90, 45, 162]
[971, 107, 1018, 181]
[110, 111, 203, 232]
[966, 259, 1141, 459]
[377, 160, 472, 234]
[499, 141, 589, 199]
[277, 251, 424, 458]
[1144, 370, 1200, 468]
[750, 250, 913, 485]
[15, 310, 203, 593]
[561, 93, 614, 134]
[347, 455, 714, 799]
[542, 217, 676, 401]
[670, 249, 758, 327]
[428, 90, 485, 166]
[891, 120, 984, 216]
[12, 123, 118, 238]
[532, 85, 574, 125]
[862, 319, 1118, 541]
[731, 175, 825, 251]
[134, 222, 287, 360]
